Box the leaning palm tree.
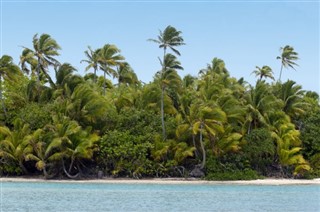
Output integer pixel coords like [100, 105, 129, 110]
[81, 46, 100, 83]
[97, 44, 125, 95]
[252, 65, 275, 81]
[0, 55, 20, 120]
[21, 33, 61, 88]
[277, 45, 299, 81]
[19, 48, 37, 77]
[192, 104, 226, 169]
[45, 115, 99, 178]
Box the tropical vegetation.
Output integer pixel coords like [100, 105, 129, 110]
[0, 27, 319, 180]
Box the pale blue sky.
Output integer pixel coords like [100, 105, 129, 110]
[1, 1, 319, 92]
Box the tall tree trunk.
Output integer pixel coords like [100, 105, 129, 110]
[278, 64, 283, 81]
[94, 67, 97, 83]
[192, 133, 199, 158]
[161, 86, 166, 140]
[36, 57, 41, 101]
[199, 123, 206, 169]
[161, 47, 167, 140]
[37, 57, 41, 85]
[103, 71, 106, 96]
[0, 75, 7, 120]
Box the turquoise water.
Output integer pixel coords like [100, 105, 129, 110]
[1, 181, 319, 211]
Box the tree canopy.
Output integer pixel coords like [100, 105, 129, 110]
[0, 28, 319, 180]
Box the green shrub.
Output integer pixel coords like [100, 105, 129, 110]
[97, 130, 154, 178]
[242, 128, 275, 175]
[205, 169, 261, 181]
[205, 154, 261, 180]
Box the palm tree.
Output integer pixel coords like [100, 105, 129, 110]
[200, 57, 229, 77]
[116, 62, 139, 86]
[277, 45, 299, 81]
[0, 55, 20, 120]
[97, 44, 125, 95]
[21, 33, 61, 87]
[44, 115, 99, 178]
[271, 121, 310, 176]
[275, 80, 308, 119]
[148, 25, 185, 57]
[252, 65, 275, 81]
[66, 83, 110, 129]
[25, 128, 57, 178]
[19, 48, 37, 76]
[0, 119, 32, 174]
[245, 81, 282, 133]
[192, 104, 226, 169]
[157, 53, 183, 139]
[53, 63, 80, 100]
[149, 26, 185, 139]
[81, 46, 100, 83]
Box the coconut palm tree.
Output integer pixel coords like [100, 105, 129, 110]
[19, 48, 37, 76]
[25, 128, 58, 178]
[81, 46, 100, 83]
[277, 45, 299, 81]
[157, 53, 183, 139]
[200, 57, 229, 77]
[271, 121, 310, 176]
[148, 25, 185, 57]
[192, 104, 226, 169]
[0, 55, 20, 120]
[117, 62, 139, 86]
[149, 26, 185, 139]
[245, 81, 282, 133]
[0, 119, 32, 174]
[252, 65, 275, 81]
[274, 80, 308, 119]
[97, 44, 125, 95]
[21, 33, 61, 88]
[44, 115, 99, 178]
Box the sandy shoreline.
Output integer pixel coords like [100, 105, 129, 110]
[1, 177, 319, 185]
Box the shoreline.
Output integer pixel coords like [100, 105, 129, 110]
[1, 177, 319, 185]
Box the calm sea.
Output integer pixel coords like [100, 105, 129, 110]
[1, 181, 319, 211]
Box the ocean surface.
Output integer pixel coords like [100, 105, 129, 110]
[1, 181, 319, 212]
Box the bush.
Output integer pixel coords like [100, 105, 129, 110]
[205, 154, 261, 180]
[205, 169, 261, 181]
[242, 128, 275, 175]
[97, 130, 154, 178]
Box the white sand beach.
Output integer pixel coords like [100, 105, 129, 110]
[1, 177, 319, 185]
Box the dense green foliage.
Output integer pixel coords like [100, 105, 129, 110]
[0, 27, 319, 180]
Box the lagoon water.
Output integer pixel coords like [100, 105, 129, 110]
[1, 181, 319, 211]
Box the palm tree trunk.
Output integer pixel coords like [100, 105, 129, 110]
[36, 57, 41, 100]
[279, 64, 283, 81]
[161, 86, 166, 140]
[199, 123, 206, 169]
[103, 71, 106, 96]
[161, 47, 167, 140]
[69, 157, 75, 173]
[0, 75, 7, 120]
[19, 161, 29, 174]
[94, 68, 97, 83]
[192, 133, 199, 158]
[62, 159, 79, 179]
[37, 57, 41, 84]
